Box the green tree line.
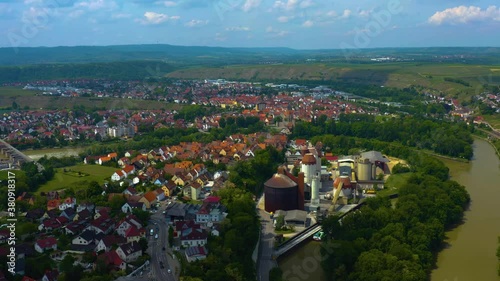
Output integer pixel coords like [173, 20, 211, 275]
[293, 114, 474, 159]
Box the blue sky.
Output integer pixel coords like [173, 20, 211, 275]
[0, 0, 499, 49]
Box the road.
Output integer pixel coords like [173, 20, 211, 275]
[256, 206, 278, 281]
[148, 204, 180, 281]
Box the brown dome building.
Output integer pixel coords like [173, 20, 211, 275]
[264, 173, 299, 213]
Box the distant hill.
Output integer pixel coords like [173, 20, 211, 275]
[0, 44, 302, 66]
[1, 44, 500, 66]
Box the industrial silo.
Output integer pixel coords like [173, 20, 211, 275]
[301, 153, 317, 185]
[357, 158, 372, 181]
[264, 173, 299, 213]
[310, 172, 320, 208]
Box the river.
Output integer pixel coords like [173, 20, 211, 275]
[431, 139, 500, 281]
[279, 139, 500, 281]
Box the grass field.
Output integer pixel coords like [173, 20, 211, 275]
[377, 172, 413, 197]
[0, 87, 182, 110]
[167, 62, 500, 100]
[482, 114, 500, 130]
[0, 86, 38, 97]
[37, 164, 117, 193]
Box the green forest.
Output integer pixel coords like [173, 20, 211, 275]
[293, 114, 474, 160]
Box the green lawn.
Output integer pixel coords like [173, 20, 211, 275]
[37, 164, 117, 193]
[377, 172, 413, 197]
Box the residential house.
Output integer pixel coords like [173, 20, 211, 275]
[116, 242, 142, 263]
[72, 229, 99, 246]
[124, 225, 145, 243]
[34, 237, 57, 253]
[98, 156, 112, 165]
[195, 202, 226, 224]
[64, 219, 89, 235]
[122, 165, 136, 176]
[139, 191, 157, 209]
[185, 246, 208, 263]
[111, 170, 126, 182]
[46, 199, 61, 211]
[116, 214, 143, 237]
[155, 188, 166, 201]
[121, 202, 146, 213]
[189, 182, 202, 200]
[123, 186, 138, 196]
[96, 251, 126, 271]
[175, 221, 208, 247]
[73, 209, 92, 222]
[25, 208, 44, 222]
[60, 207, 76, 220]
[88, 215, 115, 235]
[58, 197, 76, 211]
[41, 269, 59, 281]
[95, 235, 126, 253]
[16, 192, 35, 205]
[94, 207, 111, 220]
[76, 202, 95, 213]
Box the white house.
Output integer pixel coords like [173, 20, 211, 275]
[111, 170, 126, 182]
[115, 242, 142, 263]
[121, 202, 146, 213]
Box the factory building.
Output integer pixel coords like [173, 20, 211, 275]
[330, 150, 389, 204]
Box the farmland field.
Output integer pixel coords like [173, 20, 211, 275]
[0, 86, 38, 97]
[37, 164, 117, 193]
[167, 62, 500, 100]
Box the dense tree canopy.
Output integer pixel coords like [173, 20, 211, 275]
[294, 114, 473, 159]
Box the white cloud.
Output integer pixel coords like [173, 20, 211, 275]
[156, 1, 177, 7]
[325, 10, 337, 17]
[226, 26, 251, 31]
[429, 5, 500, 25]
[242, 0, 261, 12]
[22, 7, 53, 24]
[299, 0, 314, 9]
[340, 9, 351, 19]
[76, 0, 118, 11]
[302, 20, 313, 27]
[358, 9, 371, 18]
[273, 0, 298, 11]
[112, 13, 132, 19]
[185, 19, 208, 27]
[266, 26, 290, 37]
[68, 9, 85, 19]
[215, 32, 226, 41]
[277, 15, 293, 22]
[138, 12, 179, 25]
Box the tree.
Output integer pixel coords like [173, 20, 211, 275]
[132, 209, 151, 226]
[59, 255, 75, 273]
[269, 267, 283, 281]
[168, 226, 174, 247]
[275, 215, 285, 231]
